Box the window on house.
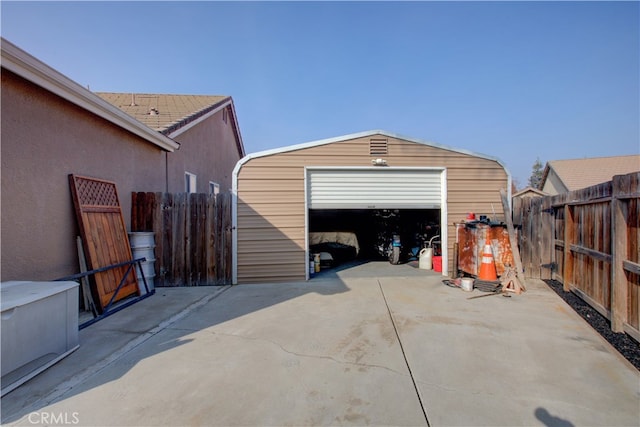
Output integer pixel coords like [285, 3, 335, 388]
[185, 172, 197, 193]
[209, 181, 220, 195]
[222, 107, 228, 124]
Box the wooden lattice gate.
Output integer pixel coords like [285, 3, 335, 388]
[69, 174, 139, 311]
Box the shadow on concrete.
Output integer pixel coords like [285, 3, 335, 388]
[1, 273, 354, 423]
[535, 407, 575, 427]
[1, 194, 438, 423]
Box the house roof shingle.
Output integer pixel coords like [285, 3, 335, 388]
[542, 154, 640, 191]
[96, 92, 229, 135]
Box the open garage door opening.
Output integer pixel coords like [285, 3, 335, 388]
[306, 167, 447, 277]
[308, 208, 442, 273]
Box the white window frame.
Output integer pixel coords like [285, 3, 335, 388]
[209, 181, 220, 195]
[185, 172, 197, 193]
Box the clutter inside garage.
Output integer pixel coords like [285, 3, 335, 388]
[308, 208, 441, 273]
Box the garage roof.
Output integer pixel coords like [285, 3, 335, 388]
[234, 130, 509, 174]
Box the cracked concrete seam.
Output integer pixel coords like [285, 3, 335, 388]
[201, 329, 410, 377]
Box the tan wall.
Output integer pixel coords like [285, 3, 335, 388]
[167, 106, 242, 194]
[541, 170, 567, 195]
[1, 70, 167, 281]
[236, 134, 509, 283]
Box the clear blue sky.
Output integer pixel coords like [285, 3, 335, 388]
[2, 1, 638, 188]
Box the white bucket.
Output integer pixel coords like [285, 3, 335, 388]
[461, 277, 474, 292]
[136, 274, 155, 294]
[134, 259, 156, 293]
[135, 259, 156, 277]
[419, 248, 433, 270]
[131, 245, 155, 261]
[128, 231, 155, 248]
[129, 232, 156, 292]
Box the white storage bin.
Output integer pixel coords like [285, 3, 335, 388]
[1, 281, 79, 396]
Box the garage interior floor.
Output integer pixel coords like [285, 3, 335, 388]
[312, 259, 440, 279]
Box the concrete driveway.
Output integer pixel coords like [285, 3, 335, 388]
[2, 262, 639, 426]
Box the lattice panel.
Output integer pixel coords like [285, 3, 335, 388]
[69, 174, 138, 312]
[73, 176, 119, 207]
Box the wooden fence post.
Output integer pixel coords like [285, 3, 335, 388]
[563, 204, 574, 292]
[151, 193, 163, 286]
[539, 197, 553, 280]
[611, 178, 628, 332]
[611, 173, 640, 336]
[205, 193, 217, 285]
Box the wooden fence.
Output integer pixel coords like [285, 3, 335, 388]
[131, 192, 232, 286]
[513, 172, 640, 340]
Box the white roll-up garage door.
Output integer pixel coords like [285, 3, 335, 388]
[307, 168, 443, 209]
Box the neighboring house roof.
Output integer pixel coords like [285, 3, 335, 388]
[513, 187, 548, 198]
[0, 38, 179, 152]
[97, 92, 245, 157]
[540, 155, 640, 192]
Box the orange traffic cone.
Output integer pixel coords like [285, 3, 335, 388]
[478, 244, 498, 281]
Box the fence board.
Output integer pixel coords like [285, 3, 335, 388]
[518, 172, 639, 338]
[206, 194, 216, 284]
[131, 192, 232, 286]
[161, 193, 174, 286]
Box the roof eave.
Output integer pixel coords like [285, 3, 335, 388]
[1, 38, 179, 152]
[166, 97, 245, 158]
[539, 163, 551, 190]
[234, 129, 511, 195]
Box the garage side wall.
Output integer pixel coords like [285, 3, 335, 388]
[236, 135, 508, 283]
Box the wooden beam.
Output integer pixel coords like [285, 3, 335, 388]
[540, 197, 553, 280]
[499, 189, 525, 284]
[569, 244, 612, 263]
[611, 186, 629, 332]
[623, 260, 640, 276]
[570, 285, 611, 321]
[563, 204, 574, 292]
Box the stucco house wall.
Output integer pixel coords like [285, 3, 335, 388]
[2, 38, 245, 283]
[167, 104, 243, 194]
[1, 70, 169, 280]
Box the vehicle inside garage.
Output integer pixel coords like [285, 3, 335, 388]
[308, 208, 441, 271]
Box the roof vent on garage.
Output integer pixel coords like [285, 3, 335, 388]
[369, 138, 388, 156]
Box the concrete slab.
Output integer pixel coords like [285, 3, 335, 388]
[1, 286, 227, 421]
[380, 276, 640, 426]
[2, 265, 638, 426]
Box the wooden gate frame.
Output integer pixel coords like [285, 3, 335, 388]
[69, 174, 139, 312]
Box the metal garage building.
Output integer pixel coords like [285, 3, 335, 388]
[232, 130, 511, 284]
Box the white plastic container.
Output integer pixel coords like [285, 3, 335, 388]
[1, 281, 79, 396]
[419, 248, 433, 270]
[461, 277, 474, 292]
[129, 232, 156, 292]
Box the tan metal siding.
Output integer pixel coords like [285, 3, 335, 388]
[237, 135, 508, 283]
